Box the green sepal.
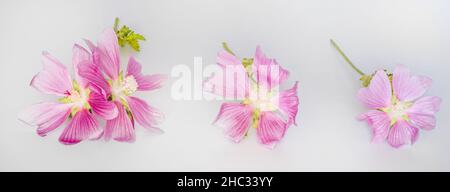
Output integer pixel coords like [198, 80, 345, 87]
[360, 74, 372, 87]
[360, 70, 393, 87]
[242, 58, 254, 69]
[251, 108, 260, 129]
[58, 97, 72, 104]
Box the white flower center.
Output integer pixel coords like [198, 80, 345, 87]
[112, 75, 138, 99]
[382, 97, 412, 125]
[69, 89, 89, 106]
[245, 85, 278, 112]
[59, 81, 91, 115]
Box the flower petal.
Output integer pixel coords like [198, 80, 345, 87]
[393, 65, 432, 102]
[104, 102, 135, 142]
[72, 44, 92, 87]
[127, 57, 167, 91]
[126, 96, 163, 133]
[96, 28, 120, 79]
[19, 102, 72, 137]
[92, 47, 119, 80]
[213, 102, 253, 143]
[408, 113, 436, 131]
[203, 65, 249, 99]
[257, 111, 287, 148]
[406, 96, 441, 130]
[78, 62, 111, 96]
[217, 50, 241, 67]
[278, 81, 299, 126]
[407, 96, 442, 115]
[358, 110, 391, 143]
[88, 90, 118, 120]
[83, 39, 96, 52]
[211, 49, 250, 99]
[136, 74, 167, 91]
[253, 46, 289, 89]
[387, 120, 419, 148]
[30, 52, 72, 96]
[357, 70, 392, 109]
[206, 49, 250, 99]
[126, 56, 142, 76]
[59, 109, 100, 145]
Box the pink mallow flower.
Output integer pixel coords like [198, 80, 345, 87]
[19, 45, 118, 145]
[204, 45, 299, 148]
[331, 39, 442, 148]
[79, 29, 166, 142]
[357, 65, 442, 148]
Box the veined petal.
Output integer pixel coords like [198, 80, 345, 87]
[83, 39, 96, 52]
[253, 46, 289, 89]
[203, 64, 249, 99]
[408, 113, 436, 131]
[19, 102, 72, 137]
[393, 65, 432, 102]
[256, 111, 287, 148]
[30, 52, 72, 96]
[104, 102, 135, 142]
[59, 109, 100, 145]
[127, 57, 167, 91]
[96, 28, 120, 79]
[136, 74, 167, 91]
[358, 110, 391, 143]
[78, 62, 111, 96]
[278, 81, 299, 126]
[407, 96, 442, 115]
[357, 70, 392, 109]
[387, 120, 419, 148]
[406, 96, 441, 131]
[89, 90, 118, 120]
[254, 46, 271, 66]
[126, 96, 163, 133]
[126, 56, 142, 76]
[213, 102, 253, 143]
[72, 44, 92, 87]
[92, 47, 119, 80]
[217, 50, 241, 67]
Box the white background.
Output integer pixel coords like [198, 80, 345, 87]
[1, 0, 449, 171]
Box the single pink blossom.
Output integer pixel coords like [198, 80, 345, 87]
[19, 45, 118, 145]
[79, 29, 166, 142]
[357, 65, 441, 148]
[330, 39, 442, 148]
[204, 44, 299, 148]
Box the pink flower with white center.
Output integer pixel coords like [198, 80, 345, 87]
[19, 45, 118, 145]
[79, 29, 166, 142]
[204, 43, 299, 148]
[331, 39, 442, 148]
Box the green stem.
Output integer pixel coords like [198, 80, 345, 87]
[330, 39, 365, 76]
[222, 42, 236, 56]
[113, 17, 120, 32]
[246, 70, 258, 85]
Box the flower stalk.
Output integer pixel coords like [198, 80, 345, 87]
[330, 39, 372, 87]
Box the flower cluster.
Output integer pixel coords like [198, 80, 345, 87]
[19, 29, 166, 145]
